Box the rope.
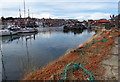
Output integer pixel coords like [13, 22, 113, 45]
[119, 28, 120, 30]
[60, 63, 95, 80]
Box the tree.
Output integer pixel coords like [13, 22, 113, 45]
[6, 17, 14, 20]
[1, 16, 5, 21]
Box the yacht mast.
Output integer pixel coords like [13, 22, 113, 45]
[24, 0, 26, 18]
[28, 9, 30, 18]
[19, 9, 21, 18]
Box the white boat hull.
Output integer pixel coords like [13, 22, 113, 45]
[0, 30, 18, 36]
[18, 28, 38, 33]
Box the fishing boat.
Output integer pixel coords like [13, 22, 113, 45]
[0, 29, 18, 36]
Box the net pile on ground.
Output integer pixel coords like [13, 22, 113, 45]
[50, 29, 119, 80]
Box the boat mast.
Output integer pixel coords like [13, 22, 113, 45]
[24, 0, 26, 18]
[28, 9, 30, 18]
[24, 0, 26, 28]
[19, 9, 21, 18]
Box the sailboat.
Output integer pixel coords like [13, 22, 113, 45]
[18, 0, 38, 33]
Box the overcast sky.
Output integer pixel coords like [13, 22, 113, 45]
[0, 0, 119, 20]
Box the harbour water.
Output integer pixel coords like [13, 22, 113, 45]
[1, 27, 94, 80]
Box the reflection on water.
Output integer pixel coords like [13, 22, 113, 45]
[0, 43, 7, 80]
[1, 27, 95, 80]
[2, 32, 37, 44]
[63, 29, 84, 35]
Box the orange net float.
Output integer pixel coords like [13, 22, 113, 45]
[96, 38, 103, 41]
[106, 31, 110, 35]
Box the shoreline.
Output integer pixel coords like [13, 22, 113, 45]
[23, 28, 119, 80]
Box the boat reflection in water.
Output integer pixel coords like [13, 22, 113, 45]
[63, 29, 84, 35]
[1, 32, 38, 43]
[2, 32, 38, 80]
[2, 35, 20, 43]
[19, 32, 40, 78]
[1, 27, 95, 80]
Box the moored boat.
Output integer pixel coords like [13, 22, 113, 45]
[0, 29, 18, 36]
[18, 28, 38, 33]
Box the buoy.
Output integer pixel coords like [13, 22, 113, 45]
[79, 44, 83, 48]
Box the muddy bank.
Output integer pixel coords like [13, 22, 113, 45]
[23, 28, 120, 80]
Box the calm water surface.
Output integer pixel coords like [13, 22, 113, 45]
[1, 27, 94, 80]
